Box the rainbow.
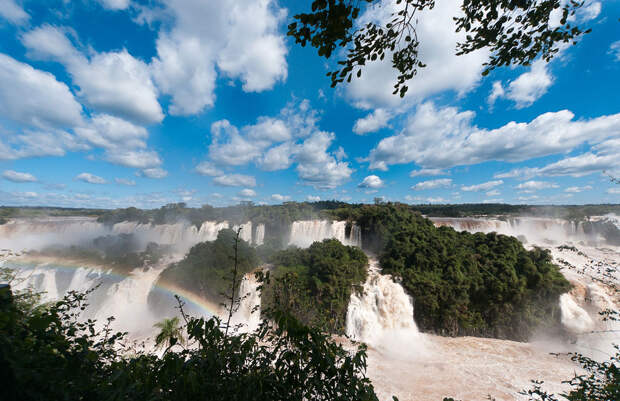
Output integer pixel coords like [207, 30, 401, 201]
[1, 257, 223, 318]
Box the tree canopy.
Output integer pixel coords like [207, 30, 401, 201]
[288, 0, 593, 96]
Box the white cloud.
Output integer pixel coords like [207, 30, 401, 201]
[295, 131, 353, 189]
[2, 170, 37, 182]
[607, 188, 620, 194]
[76, 172, 106, 184]
[208, 100, 317, 169]
[358, 175, 384, 189]
[368, 102, 620, 171]
[487, 81, 505, 106]
[461, 180, 503, 192]
[98, 0, 131, 10]
[565, 185, 592, 193]
[149, 0, 287, 115]
[345, 0, 488, 109]
[306, 195, 320, 201]
[485, 190, 501, 197]
[271, 194, 291, 202]
[22, 25, 163, 124]
[609, 41, 620, 62]
[0, 53, 83, 129]
[515, 181, 559, 191]
[409, 168, 448, 177]
[0, 0, 29, 25]
[213, 174, 256, 187]
[259, 142, 295, 171]
[115, 177, 136, 186]
[577, 2, 601, 21]
[0, 129, 88, 161]
[353, 109, 391, 135]
[500, 139, 620, 179]
[203, 100, 351, 189]
[140, 167, 168, 179]
[426, 197, 448, 203]
[411, 178, 452, 190]
[238, 188, 256, 198]
[195, 161, 222, 177]
[504, 59, 553, 108]
[74, 113, 147, 150]
[517, 195, 539, 202]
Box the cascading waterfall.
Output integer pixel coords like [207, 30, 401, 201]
[253, 224, 265, 246]
[288, 220, 362, 248]
[346, 258, 421, 350]
[430, 215, 620, 246]
[0, 217, 267, 253]
[230, 272, 262, 333]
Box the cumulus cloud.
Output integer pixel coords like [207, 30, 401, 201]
[237, 188, 256, 198]
[213, 174, 256, 187]
[2, 170, 37, 182]
[203, 100, 352, 189]
[411, 178, 452, 190]
[461, 180, 503, 192]
[0, 53, 83, 129]
[306, 195, 321, 201]
[353, 109, 391, 135]
[409, 168, 448, 177]
[504, 59, 553, 108]
[271, 193, 291, 202]
[515, 181, 559, 191]
[97, 0, 131, 10]
[487, 81, 505, 106]
[195, 161, 222, 177]
[115, 177, 136, 186]
[368, 102, 620, 171]
[609, 41, 620, 62]
[607, 188, 620, 195]
[0, 0, 29, 25]
[22, 25, 163, 124]
[0, 130, 88, 161]
[76, 172, 106, 184]
[140, 167, 168, 179]
[149, 0, 287, 115]
[295, 131, 353, 189]
[499, 139, 620, 179]
[358, 175, 384, 189]
[564, 185, 592, 193]
[485, 190, 501, 197]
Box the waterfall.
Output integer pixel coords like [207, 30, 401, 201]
[559, 294, 594, 333]
[430, 215, 620, 246]
[346, 258, 420, 348]
[230, 272, 262, 333]
[0, 217, 269, 254]
[254, 224, 265, 246]
[288, 220, 362, 248]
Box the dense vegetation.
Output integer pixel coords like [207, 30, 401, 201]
[330, 203, 571, 340]
[154, 229, 259, 304]
[0, 277, 380, 401]
[261, 239, 368, 334]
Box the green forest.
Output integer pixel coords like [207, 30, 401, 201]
[261, 239, 368, 334]
[328, 203, 571, 340]
[155, 229, 259, 304]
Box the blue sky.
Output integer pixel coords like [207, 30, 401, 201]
[0, 0, 619, 209]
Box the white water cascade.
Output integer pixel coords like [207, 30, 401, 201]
[430, 215, 620, 247]
[288, 220, 362, 248]
[230, 272, 262, 333]
[0, 217, 267, 254]
[346, 258, 422, 352]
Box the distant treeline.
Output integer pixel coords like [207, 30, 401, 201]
[2, 202, 618, 227]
